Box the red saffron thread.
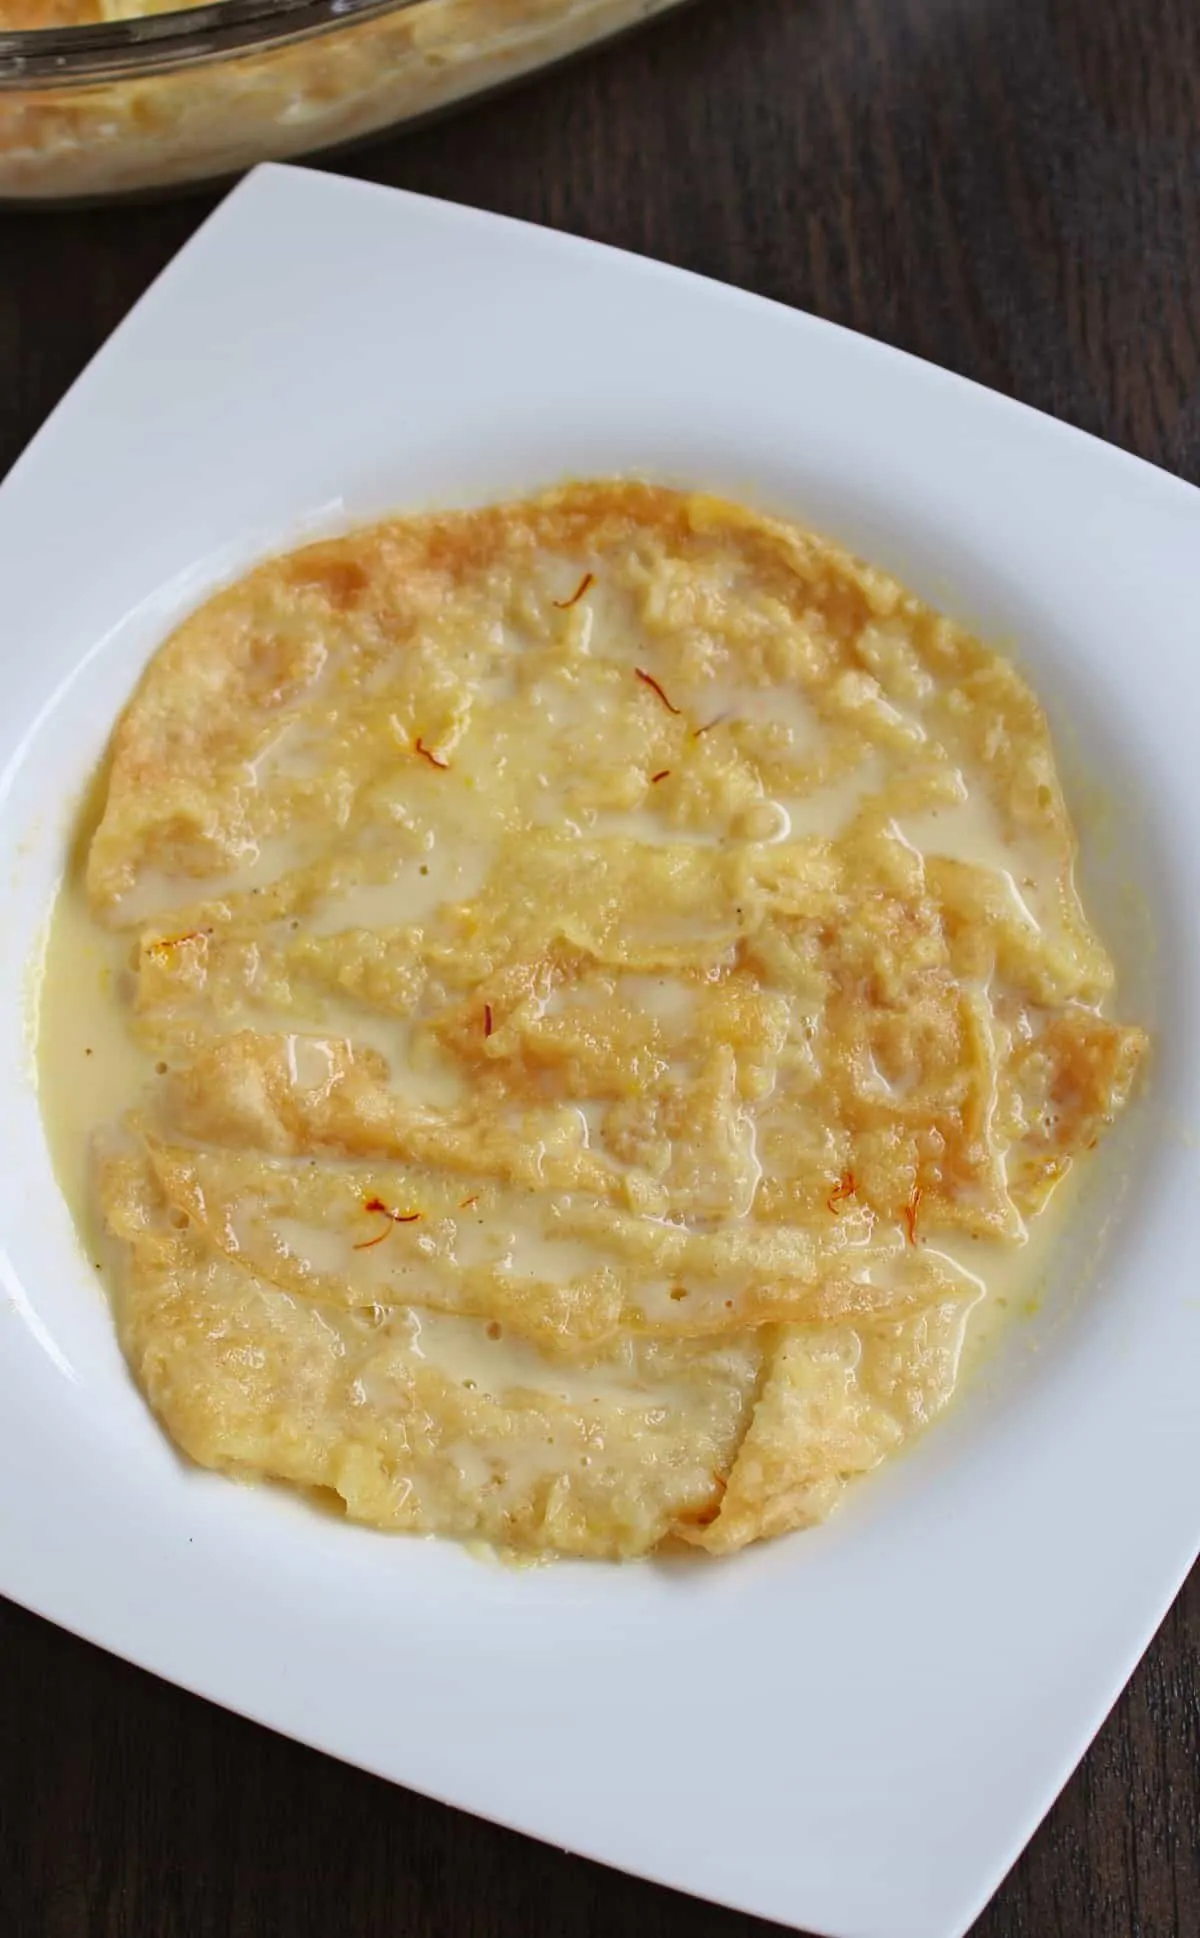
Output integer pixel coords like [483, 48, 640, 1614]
[414, 736, 448, 770]
[148, 927, 213, 955]
[553, 571, 595, 610]
[484, 1003, 494, 1037]
[826, 1170, 858, 1215]
[352, 1195, 422, 1250]
[650, 769, 671, 784]
[635, 668, 681, 715]
[904, 1184, 923, 1246]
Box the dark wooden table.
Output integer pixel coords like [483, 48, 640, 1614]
[2, 2, 1198, 1933]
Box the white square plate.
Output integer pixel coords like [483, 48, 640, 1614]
[2, 164, 1198, 1938]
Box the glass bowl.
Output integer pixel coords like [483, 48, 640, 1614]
[0, 0, 690, 202]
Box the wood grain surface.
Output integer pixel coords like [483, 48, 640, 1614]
[1, 2, 1197, 1934]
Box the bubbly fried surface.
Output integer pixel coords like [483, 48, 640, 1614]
[47, 481, 1145, 1558]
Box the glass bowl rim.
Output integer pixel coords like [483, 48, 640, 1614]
[1, 0, 421, 84]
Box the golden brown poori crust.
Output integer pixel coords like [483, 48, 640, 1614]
[78, 482, 1145, 1557]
